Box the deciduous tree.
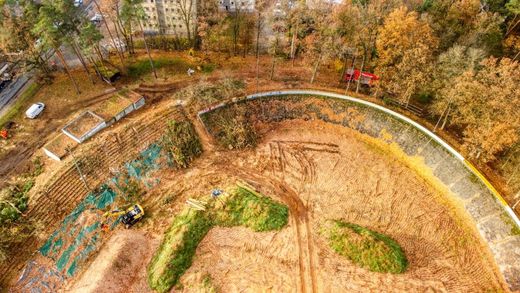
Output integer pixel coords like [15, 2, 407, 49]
[431, 45, 485, 131]
[376, 6, 438, 105]
[446, 57, 520, 162]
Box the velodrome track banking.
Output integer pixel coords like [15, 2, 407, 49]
[198, 89, 520, 291]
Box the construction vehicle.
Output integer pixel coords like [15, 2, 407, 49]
[121, 204, 145, 228]
[344, 68, 379, 86]
[101, 204, 144, 230]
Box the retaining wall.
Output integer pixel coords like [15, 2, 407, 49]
[199, 90, 520, 291]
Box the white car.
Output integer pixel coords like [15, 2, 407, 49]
[26, 102, 45, 119]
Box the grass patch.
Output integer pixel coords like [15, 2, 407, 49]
[147, 183, 289, 292]
[127, 57, 190, 79]
[147, 208, 213, 293]
[323, 220, 408, 274]
[0, 82, 41, 128]
[214, 183, 289, 231]
[200, 63, 216, 73]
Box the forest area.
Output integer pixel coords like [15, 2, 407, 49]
[0, 0, 519, 210]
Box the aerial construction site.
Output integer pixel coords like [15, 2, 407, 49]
[1, 80, 518, 292]
[1, 0, 520, 291]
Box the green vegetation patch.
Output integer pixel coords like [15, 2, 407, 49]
[127, 57, 190, 78]
[147, 208, 213, 293]
[0, 179, 34, 224]
[214, 183, 289, 231]
[159, 120, 203, 168]
[147, 183, 289, 292]
[323, 220, 407, 274]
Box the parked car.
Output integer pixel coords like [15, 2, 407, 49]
[25, 102, 45, 119]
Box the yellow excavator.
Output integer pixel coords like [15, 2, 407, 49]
[102, 204, 145, 230]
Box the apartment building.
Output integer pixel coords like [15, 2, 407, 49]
[141, 0, 197, 36]
[218, 0, 255, 12]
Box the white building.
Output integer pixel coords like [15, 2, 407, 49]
[141, 0, 198, 37]
[219, 0, 255, 12]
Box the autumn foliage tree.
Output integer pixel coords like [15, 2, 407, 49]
[431, 45, 485, 130]
[445, 57, 520, 162]
[376, 6, 438, 105]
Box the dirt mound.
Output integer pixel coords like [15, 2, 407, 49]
[70, 230, 151, 293]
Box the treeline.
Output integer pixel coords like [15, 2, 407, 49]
[0, 0, 519, 168]
[198, 0, 520, 165]
[0, 0, 158, 91]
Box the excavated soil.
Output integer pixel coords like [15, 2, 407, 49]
[69, 230, 156, 293]
[69, 119, 507, 293]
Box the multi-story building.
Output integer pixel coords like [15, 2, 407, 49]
[140, 0, 259, 36]
[218, 0, 255, 12]
[141, 0, 198, 37]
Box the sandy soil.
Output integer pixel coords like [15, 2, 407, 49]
[69, 118, 507, 293]
[70, 230, 156, 293]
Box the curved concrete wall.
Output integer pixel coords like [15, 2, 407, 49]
[199, 89, 520, 290]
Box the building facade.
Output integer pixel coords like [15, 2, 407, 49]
[218, 0, 255, 12]
[141, 0, 198, 37]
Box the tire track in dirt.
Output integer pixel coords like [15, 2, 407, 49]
[269, 141, 339, 293]
[264, 141, 341, 293]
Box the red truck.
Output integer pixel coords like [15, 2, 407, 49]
[344, 69, 379, 86]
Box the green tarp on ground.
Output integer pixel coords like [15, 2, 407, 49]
[38, 143, 165, 278]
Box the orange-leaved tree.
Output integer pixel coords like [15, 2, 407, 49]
[376, 6, 438, 106]
[446, 57, 520, 162]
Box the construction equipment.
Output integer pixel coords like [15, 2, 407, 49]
[344, 68, 379, 86]
[121, 204, 145, 228]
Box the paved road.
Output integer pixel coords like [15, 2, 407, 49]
[0, 1, 95, 119]
[0, 74, 31, 115]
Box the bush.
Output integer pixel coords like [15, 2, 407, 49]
[203, 104, 257, 150]
[160, 120, 203, 168]
[323, 220, 408, 274]
[134, 36, 192, 51]
[0, 179, 34, 224]
[178, 78, 245, 107]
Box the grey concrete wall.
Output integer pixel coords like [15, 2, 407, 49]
[199, 90, 520, 291]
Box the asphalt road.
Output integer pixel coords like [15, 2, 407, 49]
[0, 74, 31, 116]
[0, 0, 95, 119]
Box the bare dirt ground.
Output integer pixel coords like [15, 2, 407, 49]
[68, 118, 507, 292]
[70, 230, 156, 293]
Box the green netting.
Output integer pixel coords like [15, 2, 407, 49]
[56, 222, 100, 272]
[95, 185, 117, 209]
[125, 144, 162, 182]
[66, 234, 99, 277]
[38, 143, 165, 279]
